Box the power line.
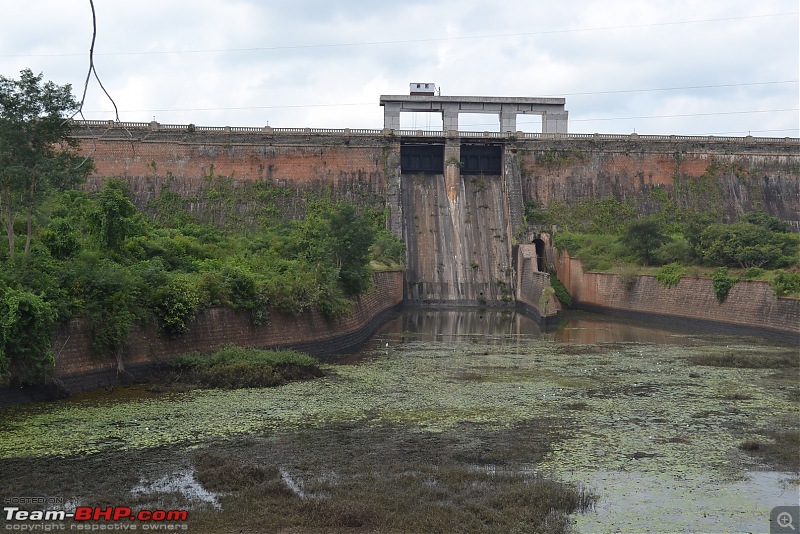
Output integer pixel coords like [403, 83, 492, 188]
[569, 108, 799, 122]
[118, 102, 372, 113]
[83, 81, 798, 114]
[4, 12, 797, 58]
[443, 108, 798, 129]
[555, 80, 798, 97]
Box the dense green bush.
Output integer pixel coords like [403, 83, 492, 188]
[654, 238, 691, 265]
[155, 274, 204, 336]
[552, 233, 583, 256]
[771, 271, 800, 297]
[0, 287, 58, 385]
[371, 229, 405, 268]
[711, 267, 738, 303]
[698, 222, 798, 269]
[741, 267, 766, 280]
[654, 263, 687, 288]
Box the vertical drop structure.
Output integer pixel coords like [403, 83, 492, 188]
[402, 140, 516, 305]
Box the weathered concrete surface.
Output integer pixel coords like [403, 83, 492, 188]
[402, 169, 515, 305]
[74, 128, 800, 230]
[76, 128, 395, 222]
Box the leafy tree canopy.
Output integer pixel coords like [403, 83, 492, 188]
[0, 69, 92, 257]
[621, 217, 671, 266]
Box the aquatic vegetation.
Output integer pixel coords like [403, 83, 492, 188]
[0, 311, 797, 532]
[160, 346, 323, 389]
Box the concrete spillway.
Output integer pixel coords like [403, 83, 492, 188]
[402, 168, 515, 305]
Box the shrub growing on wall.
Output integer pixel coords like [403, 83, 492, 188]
[0, 287, 58, 385]
[711, 267, 738, 303]
[771, 271, 800, 297]
[654, 263, 687, 288]
[155, 275, 203, 336]
[549, 273, 572, 307]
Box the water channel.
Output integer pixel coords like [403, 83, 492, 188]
[1, 309, 798, 532]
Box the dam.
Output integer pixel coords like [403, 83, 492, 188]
[71, 115, 800, 320]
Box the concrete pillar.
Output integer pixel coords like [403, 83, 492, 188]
[442, 103, 459, 133]
[383, 103, 401, 130]
[444, 140, 461, 201]
[543, 111, 568, 134]
[384, 143, 403, 240]
[499, 110, 517, 133]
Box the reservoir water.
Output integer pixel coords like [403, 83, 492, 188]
[1, 309, 798, 532]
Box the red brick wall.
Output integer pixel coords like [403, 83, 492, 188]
[555, 250, 799, 338]
[78, 135, 390, 186]
[513, 141, 800, 227]
[52, 271, 403, 379]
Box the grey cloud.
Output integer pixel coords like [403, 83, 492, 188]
[0, 0, 796, 135]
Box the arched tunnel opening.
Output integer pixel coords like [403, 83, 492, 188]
[533, 238, 546, 272]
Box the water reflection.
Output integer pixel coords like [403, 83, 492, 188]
[371, 308, 695, 345]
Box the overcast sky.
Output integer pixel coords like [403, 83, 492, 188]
[2, 1, 798, 135]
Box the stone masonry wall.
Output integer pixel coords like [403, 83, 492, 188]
[555, 250, 800, 342]
[75, 129, 800, 231]
[75, 129, 398, 222]
[77, 129, 391, 185]
[511, 138, 800, 229]
[515, 245, 560, 322]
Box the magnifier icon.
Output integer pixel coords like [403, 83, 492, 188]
[778, 511, 796, 531]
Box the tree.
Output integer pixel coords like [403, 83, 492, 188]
[0, 69, 91, 257]
[88, 179, 143, 252]
[698, 222, 798, 269]
[0, 286, 58, 385]
[741, 211, 791, 233]
[621, 217, 670, 265]
[327, 202, 376, 294]
[294, 201, 377, 296]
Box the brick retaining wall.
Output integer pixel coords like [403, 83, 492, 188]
[555, 250, 799, 343]
[0, 271, 403, 406]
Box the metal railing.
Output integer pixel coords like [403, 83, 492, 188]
[70, 120, 799, 144]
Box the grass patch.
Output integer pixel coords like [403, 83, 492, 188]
[739, 430, 800, 472]
[555, 232, 629, 272]
[157, 345, 323, 389]
[687, 352, 799, 369]
[550, 274, 572, 306]
[186, 422, 595, 534]
[654, 262, 687, 288]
